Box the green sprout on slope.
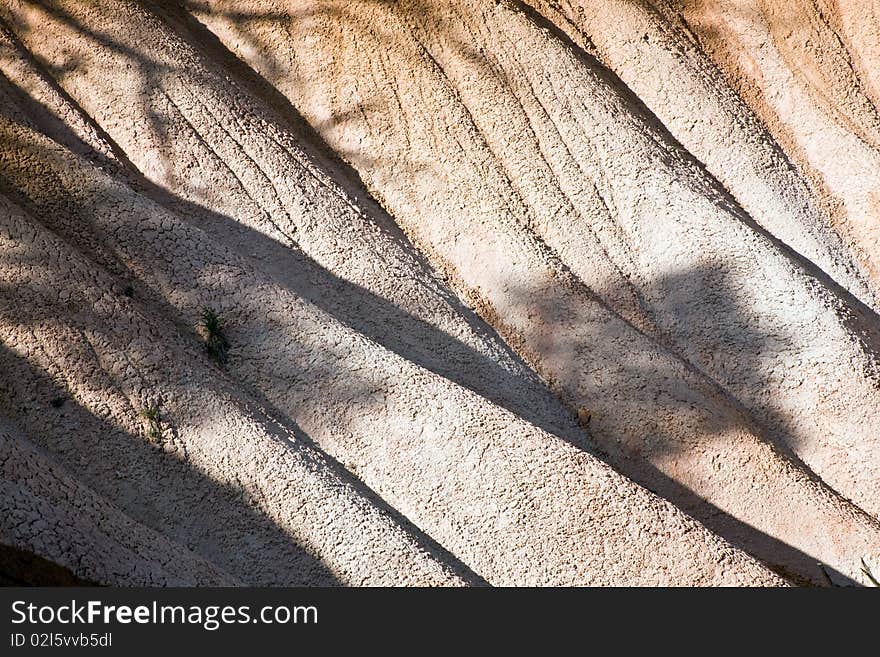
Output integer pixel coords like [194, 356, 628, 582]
[200, 306, 230, 365]
[818, 559, 879, 587]
[141, 404, 163, 442]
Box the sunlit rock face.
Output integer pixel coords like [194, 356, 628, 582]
[0, 0, 877, 587]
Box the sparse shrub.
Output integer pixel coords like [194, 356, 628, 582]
[200, 306, 229, 364]
[576, 407, 592, 427]
[123, 284, 135, 298]
[141, 404, 163, 441]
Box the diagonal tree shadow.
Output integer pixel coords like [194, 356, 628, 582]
[0, 42, 590, 449]
[0, 340, 339, 586]
[502, 262, 874, 586]
[0, 204, 484, 586]
[0, 543, 97, 586]
[4, 115, 865, 585]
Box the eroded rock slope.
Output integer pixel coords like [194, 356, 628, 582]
[0, 0, 877, 585]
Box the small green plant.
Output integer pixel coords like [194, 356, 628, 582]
[141, 404, 163, 441]
[200, 306, 229, 364]
[818, 559, 880, 587]
[818, 563, 835, 587]
[861, 558, 880, 587]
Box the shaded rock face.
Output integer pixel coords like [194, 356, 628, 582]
[0, 0, 876, 587]
[0, 544, 95, 587]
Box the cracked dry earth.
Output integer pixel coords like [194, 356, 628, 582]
[0, 0, 878, 587]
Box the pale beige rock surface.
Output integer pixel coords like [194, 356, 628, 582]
[0, 0, 877, 586]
